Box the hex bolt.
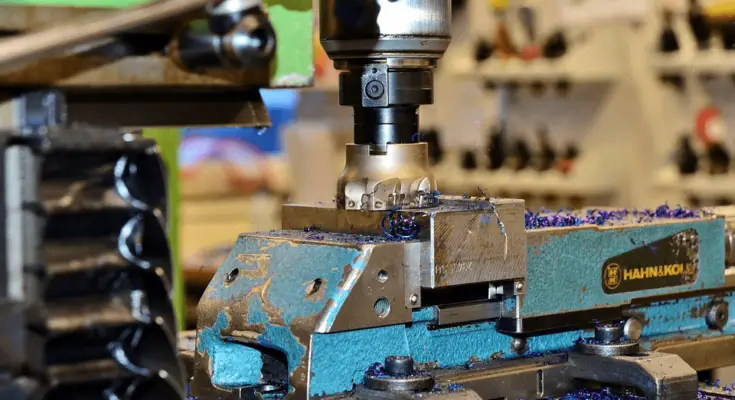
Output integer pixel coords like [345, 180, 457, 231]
[623, 318, 643, 341]
[385, 356, 414, 376]
[595, 324, 623, 343]
[365, 80, 385, 100]
[409, 293, 419, 304]
[706, 302, 729, 330]
[511, 337, 527, 354]
[515, 281, 524, 292]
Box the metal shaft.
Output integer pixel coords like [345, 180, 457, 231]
[0, 0, 211, 74]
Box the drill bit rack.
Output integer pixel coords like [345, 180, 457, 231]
[436, 0, 643, 209]
[448, 1, 624, 87]
[648, 0, 735, 208]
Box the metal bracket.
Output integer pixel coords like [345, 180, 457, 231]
[360, 63, 389, 108]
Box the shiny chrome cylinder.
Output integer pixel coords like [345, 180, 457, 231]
[319, 0, 452, 62]
[321, 0, 451, 210]
[338, 143, 436, 211]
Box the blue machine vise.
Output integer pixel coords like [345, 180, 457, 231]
[190, 197, 735, 400]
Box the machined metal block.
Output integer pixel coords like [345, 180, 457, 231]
[282, 195, 528, 288]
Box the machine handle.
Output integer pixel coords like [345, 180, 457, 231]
[0, 0, 212, 75]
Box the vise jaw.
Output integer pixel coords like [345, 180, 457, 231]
[282, 196, 528, 290]
[192, 197, 528, 398]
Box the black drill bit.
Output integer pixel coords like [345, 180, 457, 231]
[487, 125, 507, 170]
[659, 8, 680, 53]
[460, 149, 478, 170]
[536, 126, 556, 172]
[708, 142, 731, 174]
[688, 0, 711, 50]
[474, 39, 494, 63]
[675, 134, 698, 175]
[511, 139, 532, 171]
[542, 30, 568, 59]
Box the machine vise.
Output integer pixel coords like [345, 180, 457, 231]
[191, 198, 735, 399]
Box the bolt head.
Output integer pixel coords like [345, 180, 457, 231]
[348, 200, 356, 208]
[515, 282, 524, 291]
[409, 293, 419, 304]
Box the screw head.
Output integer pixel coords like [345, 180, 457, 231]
[348, 200, 356, 208]
[409, 293, 419, 304]
[365, 80, 385, 100]
[375, 201, 384, 208]
[515, 281, 524, 292]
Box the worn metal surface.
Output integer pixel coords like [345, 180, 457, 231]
[569, 352, 697, 400]
[0, 0, 313, 88]
[282, 196, 528, 288]
[193, 232, 415, 399]
[523, 216, 725, 317]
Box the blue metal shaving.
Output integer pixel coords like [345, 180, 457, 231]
[525, 204, 703, 230]
[381, 210, 422, 240]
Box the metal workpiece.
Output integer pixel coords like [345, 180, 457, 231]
[282, 196, 527, 287]
[338, 143, 436, 211]
[568, 352, 699, 400]
[319, 0, 451, 61]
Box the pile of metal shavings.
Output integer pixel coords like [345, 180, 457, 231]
[557, 387, 646, 400]
[525, 204, 705, 230]
[554, 384, 733, 400]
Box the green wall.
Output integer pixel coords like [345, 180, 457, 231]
[142, 129, 184, 331]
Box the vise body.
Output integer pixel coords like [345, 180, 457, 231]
[191, 197, 735, 400]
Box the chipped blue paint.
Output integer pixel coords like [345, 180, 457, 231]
[504, 297, 517, 313]
[198, 233, 364, 391]
[197, 312, 263, 388]
[524, 220, 724, 316]
[199, 221, 735, 398]
[637, 292, 735, 350]
[247, 294, 306, 377]
[309, 309, 584, 397]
